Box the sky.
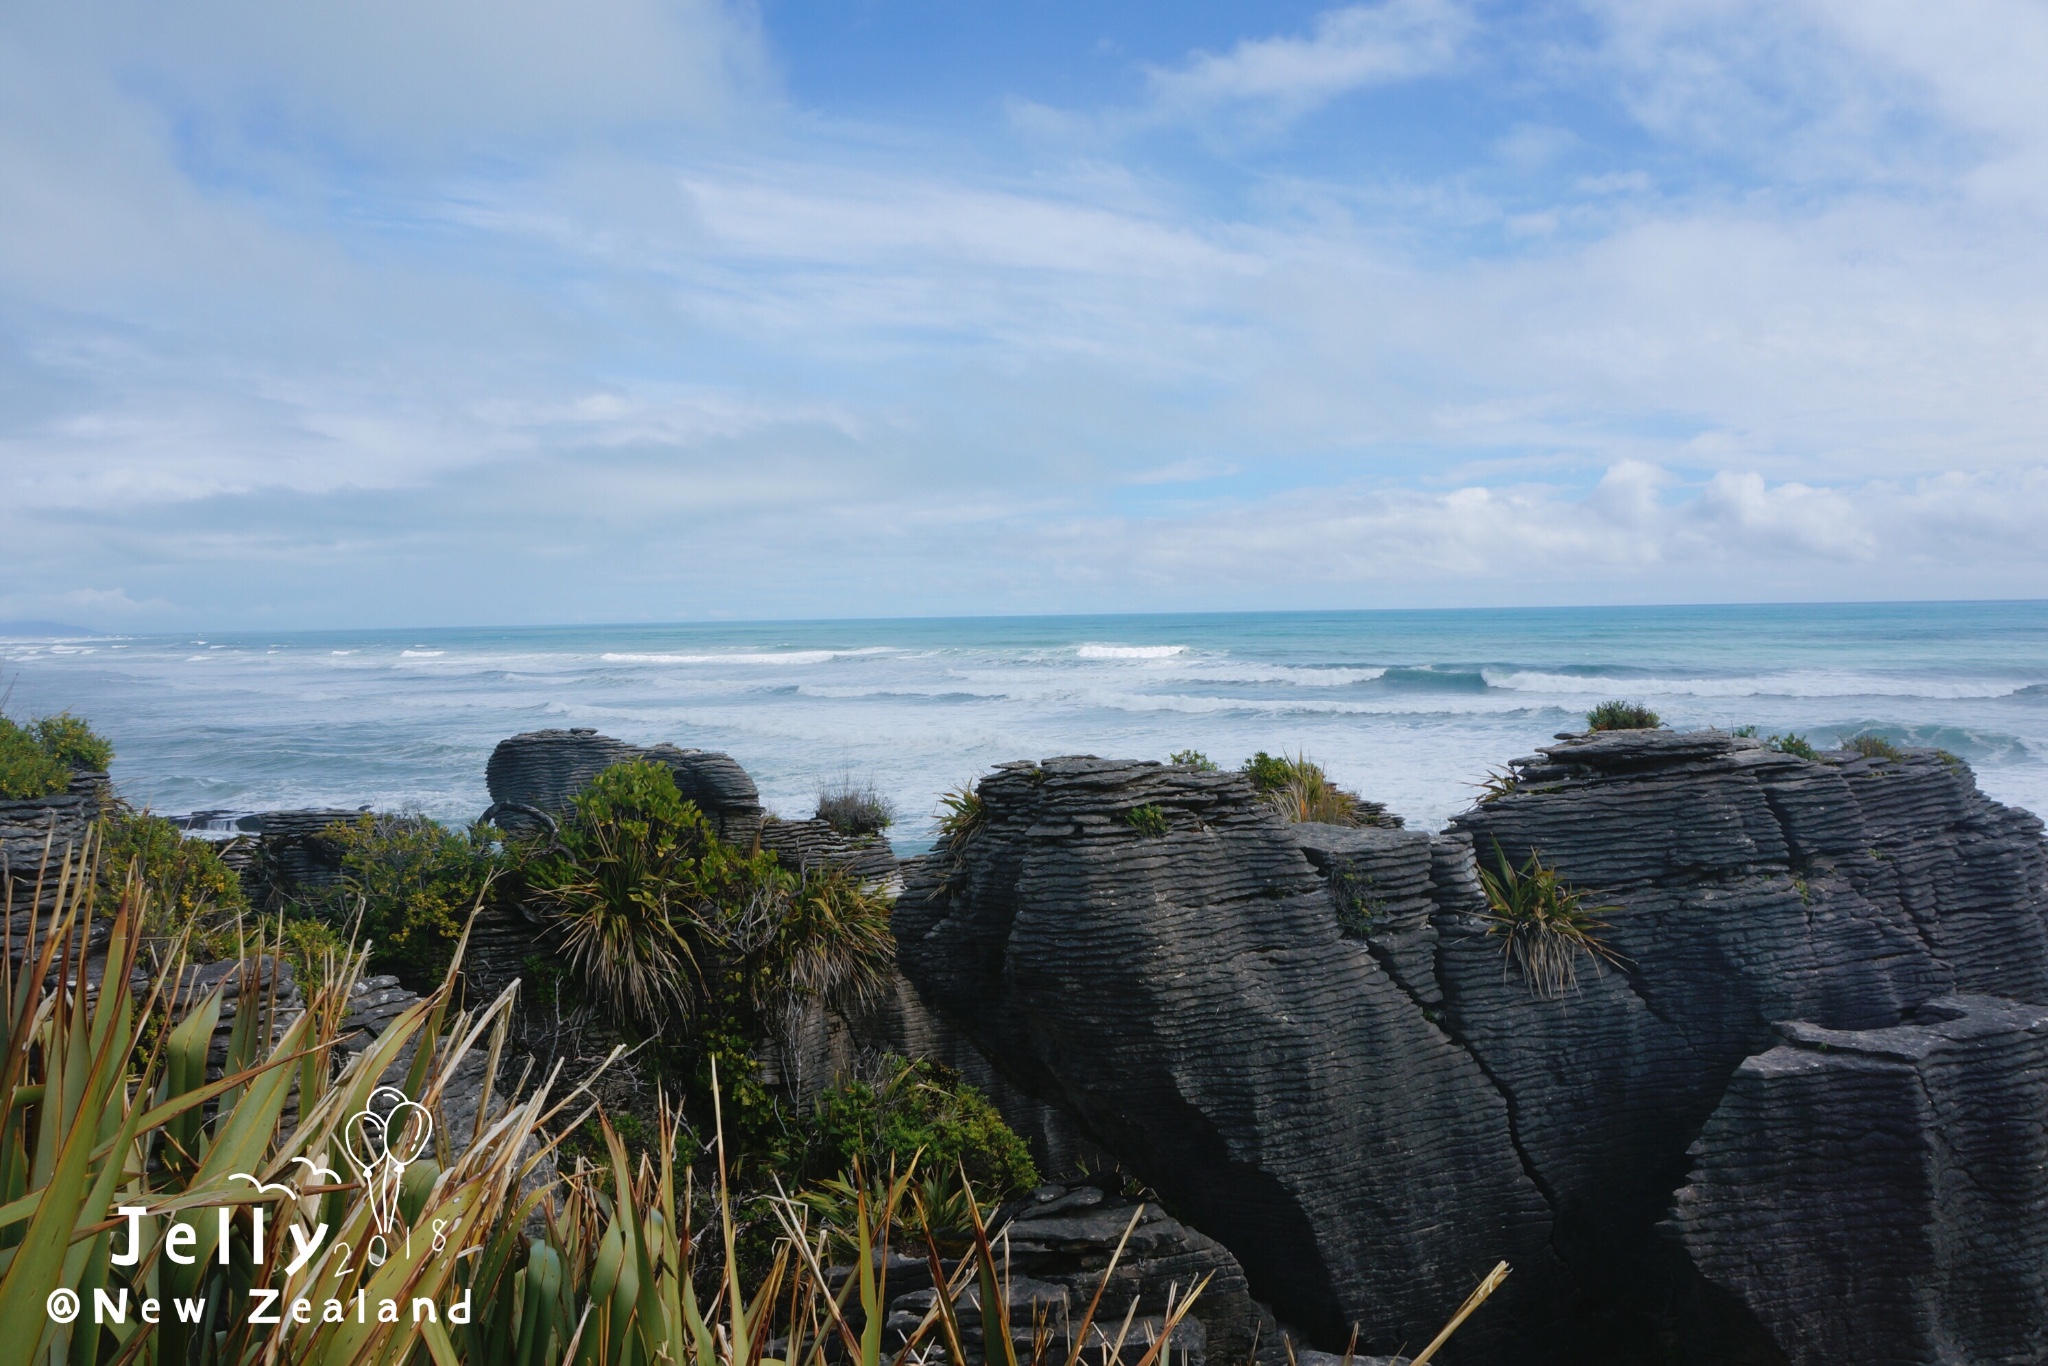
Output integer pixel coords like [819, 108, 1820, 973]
[3, 0, 2047, 629]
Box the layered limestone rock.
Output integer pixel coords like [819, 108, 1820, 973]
[893, 757, 1558, 1359]
[484, 728, 764, 845]
[896, 735, 2048, 1364]
[1, 772, 105, 913]
[1670, 995, 2048, 1366]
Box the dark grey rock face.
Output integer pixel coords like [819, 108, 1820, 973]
[1441, 731, 2045, 1352]
[1671, 995, 2048, 1366]
[1, 772, 104, 913]
[894, 757, 1557, 1360]
[484, 729, 763, 845]
[897, 735, 2048, 1364]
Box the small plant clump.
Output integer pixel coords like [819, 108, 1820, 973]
[97, 808, 249, 933]
[935, 784, 987, 845]
[1474, 769, 1521, 803]
[1168, 749, 1218, 771]
[799, 1055, 1039, 1202]
[1478, 844, 1627, 1000]
[1125, 803, 1170, 837]
[1848, 733, 1905, 762]
[1586, 700, 1662, 732]
[308, 811, 508, 989]
[815, 775, 896, 836]
[1242, 750, 1388, 826]
[1771, 733, 1821, 761]
[0, 710, 114, 799]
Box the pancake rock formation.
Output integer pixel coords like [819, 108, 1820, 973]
[893, 733, 2048, 1364]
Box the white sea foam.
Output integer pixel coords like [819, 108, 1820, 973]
[601, 649, 890, 666]
[1076, 644, 1186, 659]
[399, 649, 446, 658]
[1483, 669, 2026, 700]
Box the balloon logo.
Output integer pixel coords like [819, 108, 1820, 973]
[344, 1086, 433, 1238]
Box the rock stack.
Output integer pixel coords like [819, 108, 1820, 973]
[893, 734, 2048, 1363]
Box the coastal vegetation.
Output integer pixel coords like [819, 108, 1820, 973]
[815, 775, 896, 836]
[0, 709, 111, 799]
[1242, 750, 1393, 826]
[0, 842, 1172, 1366]
[1849, 733, 1905, 762]
[304, 812, 509, 989]
[1585, 700, 1661, 731]
[1478, 845, 1626, 999]
[1125, 802, 1170, 837]
[1771, 733, 1821, 760]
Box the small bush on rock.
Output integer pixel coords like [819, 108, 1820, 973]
[802, 1055, 1039, 1198]
[1771, 733, 1821, 761]
[1848, 733, 1905, 762]
[815, 775, 895, 836]
[30, 711, 113, 771]
[0, 719, 68, 800]
[1586, 700, 1661, 731]
[935, 784, 987, 844]
[1125, 803, 1170, 837]
[1479, 844, 1626, 1000]
[311, 811, 506, 989]
[97, 809, 248, 930]
[1168, 749, 1218, 771]
[0, 710, 113, 799]
[1243, 750, 1394, 827]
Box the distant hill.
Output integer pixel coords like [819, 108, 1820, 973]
[0, 620, 104, 638]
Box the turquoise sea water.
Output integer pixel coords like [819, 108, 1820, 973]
[6, 602, 2047, 842]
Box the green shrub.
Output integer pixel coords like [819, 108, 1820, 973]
[804, 1056, 1038, 1197]
[1243, 750, 1375, 826]
[522, 761, 729, 1027]
[1848, 733, 1905, 762]
[310, 812, 506, 988]
[0, 718, 68, 799]
[1125, 803, 1170, 837]
[97, 809, 249, 927]
[1731, 724, 1759, 738]
[1169, 749, 1218, 772]
[525, 761, 895, 1038]
[1242, 750, 1294, 793]
[935, 784, 987, 845]
[815, 776, 895, 836]
[30, 711, 113, 770]
[1771, 733, 1821, 761]
[1478, 844, 1626, 999]
[0, 711, 115, 798]
[276, 915, 352, 990]
[1586, 700, 1661, 731]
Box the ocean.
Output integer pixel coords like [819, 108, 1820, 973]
[6, 601, 2047, 845]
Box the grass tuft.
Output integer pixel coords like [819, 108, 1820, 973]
[1770, 733, 1821, 761]
[1242, 750, 1396, 826]
[1586, 700, 1661, 731]
[1478, 844, 1627, 1000]
[1125, 803, 1170, 837]
[1848, 733, 1905, 762]
[815, 775, 896, 836]
[935, 784, 987, 845]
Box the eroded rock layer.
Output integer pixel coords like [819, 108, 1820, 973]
[897, 735, 2048, 1364]
[1671, 995, 2048, 1366]
[894, 757, 1558, 1359]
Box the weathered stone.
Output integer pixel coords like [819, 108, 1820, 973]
[898, 734, 2048, 1364]
[1671, 995, 2048, 1366]
[484, 728, 763, 844]
[894, 757, 1557, 1360]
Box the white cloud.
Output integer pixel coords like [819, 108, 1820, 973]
[1144, 0, 1470, 123]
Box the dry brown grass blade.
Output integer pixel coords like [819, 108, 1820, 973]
[1406, 1260, 1511, 1366]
